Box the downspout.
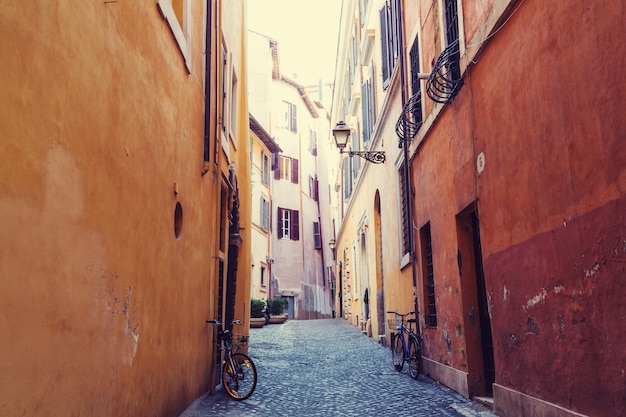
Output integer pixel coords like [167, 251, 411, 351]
[397, 0, 421, 333]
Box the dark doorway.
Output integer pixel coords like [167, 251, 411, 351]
[471, 211, 495, 394]
[457, 206, 495, 396]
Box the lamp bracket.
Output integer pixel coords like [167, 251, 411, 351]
[347, 150, 386, 164]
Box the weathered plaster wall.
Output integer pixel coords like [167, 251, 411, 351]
[471, 2, 626, 415]
[0, 2, 248, 416]
[486, 197, 626, 416]
[409, 0, 625, 415]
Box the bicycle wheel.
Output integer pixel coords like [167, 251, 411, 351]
[222, 353, 257, 400]
[408, 335, 422, 379]
[391, 333, 404, 371]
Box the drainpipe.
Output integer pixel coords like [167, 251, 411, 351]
[397, 0, 421, 334]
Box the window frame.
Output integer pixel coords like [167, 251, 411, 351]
[421, 222, 437, 328]
[229, 69, 238, 143]
[260, 196, 270, 231]
[277, 156, 299, 184]
[313, 222, 322, 249]
[156, 0, 192, 72]
[262, 152, 270, 185]
[380, 0, 400, 89]
[397, 159, 411, 264]
[277, 208, 300, 241]
[282, 101, 297, 133]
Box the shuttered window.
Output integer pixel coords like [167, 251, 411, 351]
[361, 64, 376, 147]
[277, 208, 300, 241]
[421, 223, 437, 327]
[283, 101, 297, 133]
[277, 156, 299, 183]
[313, 222, 321, 249]
[261, 197, 269, 231]
[399, 160, 410, 256]
[444, 0, 462, 84]
[380, 0, 399, 89]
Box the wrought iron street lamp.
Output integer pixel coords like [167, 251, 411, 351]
[332, 121, 385, 164]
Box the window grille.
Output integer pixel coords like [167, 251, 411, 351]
[421, 223, 437, 327]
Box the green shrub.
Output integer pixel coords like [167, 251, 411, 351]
[250, 299, 265, 318]
[267, 297, 289, 315]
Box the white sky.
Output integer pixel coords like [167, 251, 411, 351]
[247, 0, 342, 87]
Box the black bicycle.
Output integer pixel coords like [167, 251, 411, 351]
[206, 319, 257, 400]
[387, 311, 422, 379]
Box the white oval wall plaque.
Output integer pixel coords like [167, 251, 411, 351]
[476, 152, 485, 174]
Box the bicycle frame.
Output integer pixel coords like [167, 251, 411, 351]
[387, 311, 422, 379]
[206, 319, 257, 400]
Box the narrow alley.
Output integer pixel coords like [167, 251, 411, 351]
[180, 319, 496, 417]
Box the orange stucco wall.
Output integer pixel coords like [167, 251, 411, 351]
[408, 0, 625, 415]
[0, 2, 249, 416]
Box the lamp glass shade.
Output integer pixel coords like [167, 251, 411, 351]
[332, 121, 350, 150]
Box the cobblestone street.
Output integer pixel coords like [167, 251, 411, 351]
[180, 319, 496, 417]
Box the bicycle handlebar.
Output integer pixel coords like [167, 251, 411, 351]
[386, 311, 415, 317]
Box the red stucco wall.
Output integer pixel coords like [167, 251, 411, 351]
[410, 0, 626, 414]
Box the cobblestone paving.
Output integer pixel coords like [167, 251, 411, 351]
[180, 319, 497, 417]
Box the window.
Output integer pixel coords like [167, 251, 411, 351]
[313, 222, 322, 249]
[275, 156, 299, 184]
[359, 0, 370, 24]
[421, 223, 437, 327]
[221, 43, 227, 133]
[350, 128, 361, 176]
[203, 0, 215, 164]
[262, 152, 270, 185]
[229, 71, 238, 139]
[309, 176, 319, 202]
[280, 157, 291, 181]
[283, 101, 297, 133]
[399, 160, 410, 257]
[380, 0, 400, 89]
[277, 208, 299, 240]
[219, 184, 228, 252]
[409, 38, 424, 128]
[260, 266, 266, 286]
[361, 64, 376, 147]
[309, 129, 318, 156]
[260, 197, 269, 231]
[343, 157, 353, 201]
[444, 0, 463, 93]
[444, 0, 460, 47]
[156, 0, 191, 72]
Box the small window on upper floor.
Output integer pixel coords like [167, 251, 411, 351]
[361, 63, 376, 147]
[313, 222, 322, 249]
[380, 0, 400, 89]
[309, 129, 318, 156]
[443, 0, 463, 88]
[283, 101, 297, 133]
[230, 70, 238, 141]
[275, 156, 299, 184]
[221, 43, 228, 134]
[277, 208, 300, 240]
[262, 152, 270, 186]
[260, 197, 270, 231]
[156, 0, 191, 72]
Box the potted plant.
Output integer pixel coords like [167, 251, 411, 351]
[267, 297, 289, 324]
[250, 298, 266, 328]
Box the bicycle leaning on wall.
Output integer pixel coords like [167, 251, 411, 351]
[386, 311, 422, 379]
[206, 319, 258, 400]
